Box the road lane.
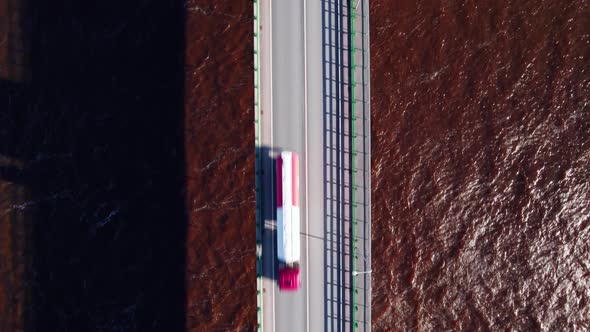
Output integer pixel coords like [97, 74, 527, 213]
[260, 0, 326, 330]
[272, 0, 305, 331]
[304, 0, 325, 329]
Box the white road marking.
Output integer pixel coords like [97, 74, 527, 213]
[268, 1, 276, 331]
[303, 0, 310, 331]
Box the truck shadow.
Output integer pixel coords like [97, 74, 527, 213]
[0, 0, 187, 330]
[258, 145, 279, 282]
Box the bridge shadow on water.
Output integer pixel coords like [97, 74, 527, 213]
[0, 0, 187, 330]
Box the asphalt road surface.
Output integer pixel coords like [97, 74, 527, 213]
[259, 0, 325, 331]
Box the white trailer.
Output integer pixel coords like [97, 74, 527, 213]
[276, 151, 301, 290]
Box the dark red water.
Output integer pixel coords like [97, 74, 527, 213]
[183, 1, 256, 330]
[1, 0, 589, 331]
[370, 0, 590, 330]
[0, 0, 258, 330]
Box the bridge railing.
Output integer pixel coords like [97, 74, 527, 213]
[350, 0, 371, 330]
[322, 0, 371, 331]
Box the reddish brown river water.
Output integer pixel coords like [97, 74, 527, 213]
[370, 1, 590, 331]
[0, 0, 588, 331]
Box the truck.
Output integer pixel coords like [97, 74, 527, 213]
[276, 151, 301, 291]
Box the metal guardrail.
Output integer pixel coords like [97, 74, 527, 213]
[323, 0, 349, 330]
[253, 0, 263, 331]
[351, 0, 371, 330]
[348, 0, 357, 330]
[323, 0, 370, 331]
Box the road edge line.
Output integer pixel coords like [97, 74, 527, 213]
[302, 0, 310, 331]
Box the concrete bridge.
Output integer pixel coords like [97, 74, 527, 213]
[254, 0, 371, 331]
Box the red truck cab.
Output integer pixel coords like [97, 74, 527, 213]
[279, 266, 301, 291]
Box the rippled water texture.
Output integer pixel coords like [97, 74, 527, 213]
[371, 0, 590, 330]
[1, 0, 256, 330]
[184, 1, 256, 331]
[2, 0, 589, 330]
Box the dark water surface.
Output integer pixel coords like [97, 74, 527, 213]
[1, 0, 589, 331]
[371, 0, 590, 331]
[0, 0, 257, 330]
[1, 0, 188, 330]
[183, 1, 256, 331]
